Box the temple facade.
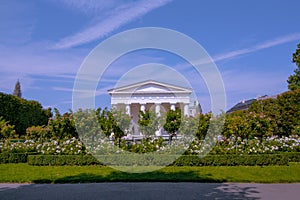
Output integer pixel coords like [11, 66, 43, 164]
[108, 80, 199, 135]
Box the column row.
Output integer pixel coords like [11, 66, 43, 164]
[123, 103, 189, 116]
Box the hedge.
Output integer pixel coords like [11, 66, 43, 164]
[27, 155, 101, 166]
[172, 154, 290, 166]
[281, 152, 300, 163]
[26, 153, 300, 166]
[0, 153, 28, 163]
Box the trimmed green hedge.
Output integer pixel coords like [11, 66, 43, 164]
[172, 154, 290, 166]
[27, 155, 101, 166]
[0, 153, 28, 163]
[26, 153, 300, 166]
[281, 152, 300, 163]
[1, 152, 297, 166]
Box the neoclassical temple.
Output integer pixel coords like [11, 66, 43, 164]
[108, 80, 199, 135]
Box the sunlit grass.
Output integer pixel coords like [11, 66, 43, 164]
[0, 163, 299, 183]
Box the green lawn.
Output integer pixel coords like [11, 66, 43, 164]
[1, 163, 300, 183]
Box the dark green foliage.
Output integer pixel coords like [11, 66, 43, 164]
[26, 126, 51, 141]
[285, 152, 300, 162]
[222, 110, 252, 140]
[249, 98, 281, 136]
[48, 110, 78, 139]
[0, 116, 16, 139]
[224, 89, 300, 138]
[25, 153, 299, 166]
[98, 108, 114, 137]
[288, 43, 300, 90]
[73, 109, 101, 145]
[196, 113, 212, 140]
[13, 80, 22, 98]
[98, 108, 131, 146]
[163, 109, 181, 141]
[138, 110, 160, 138]
[0, 153, 28, 163]
[27, 155, 101, 166]
[171, 154, 290, 166]
[277, 90, 300, 136]
[0, 92, 52, 136]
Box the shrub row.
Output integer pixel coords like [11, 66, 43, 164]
[0, 153, 28, 163]
[27, 155, 101, 166]
[172, 154, 290, 166]
[25, 153, 300, 166]
[2, 152, 298, 166]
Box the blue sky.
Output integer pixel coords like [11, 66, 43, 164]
[0, 0, 300, 113]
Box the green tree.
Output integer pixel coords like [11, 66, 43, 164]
[163, 109, 181, 142]
[48, 110, 78, 139]
[98, 108, 130, 147]
[73, 109, 101, 143]
[222, 110, 251, 140]
[248, 112, 271, 141]
[196, 113, 212, 140]
[138, 110, 160, 138]
[0, 116, 15, 140]
[249, 99, 281, 136]
[98, 108, 114, 137]
[13, 80, 22, 98]
[111, 109, 131, 141]
[26, 125, 51, 141]
[287, 43, 300, 90]
[277, 89, 300, 136]
[179, 116, 198, 137]
[0, 92, 52, 136]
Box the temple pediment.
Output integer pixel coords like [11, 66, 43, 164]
[108, 80, 198, 128]
[108, 80, 192, 95]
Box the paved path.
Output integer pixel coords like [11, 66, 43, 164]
[0, 183, 299, 200]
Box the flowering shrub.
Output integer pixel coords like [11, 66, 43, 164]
[0, 135, 299, 156]
[35, 137, 84, 155]
[209, 135, 300, 155]
[0, 137, 85, 155]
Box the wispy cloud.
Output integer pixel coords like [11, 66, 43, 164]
[53, 0, 172, 49]
[53, 86, 110, 98]
[173, 33, 300, 72]
[213, 33, 300, 62]
[56, 0, 120, 15]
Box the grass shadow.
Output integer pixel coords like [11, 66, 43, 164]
[33, 169, 225, 184]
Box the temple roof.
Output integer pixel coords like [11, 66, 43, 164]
[108, 80, 192, 95]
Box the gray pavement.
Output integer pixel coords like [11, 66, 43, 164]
[0, 182, 299, 200]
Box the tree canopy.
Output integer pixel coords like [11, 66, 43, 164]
[0, 92, 52, 136]
[287, 43, 300, 90]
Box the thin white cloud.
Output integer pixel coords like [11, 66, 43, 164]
[173, 33, 300, 71]
[53, 0, 172, 49]
[56, 0, 120, 15]
[213, 33, 300, 62]
[52, 86, 110, 96]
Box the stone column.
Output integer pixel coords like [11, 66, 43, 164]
[112, 104, 117, 110]
[170, 104, 176, 111]
[140, 104, 146, 113]
[184, 104, 189, 116]
[155, 103, 161, 117]
[125, 104, 131, 115]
